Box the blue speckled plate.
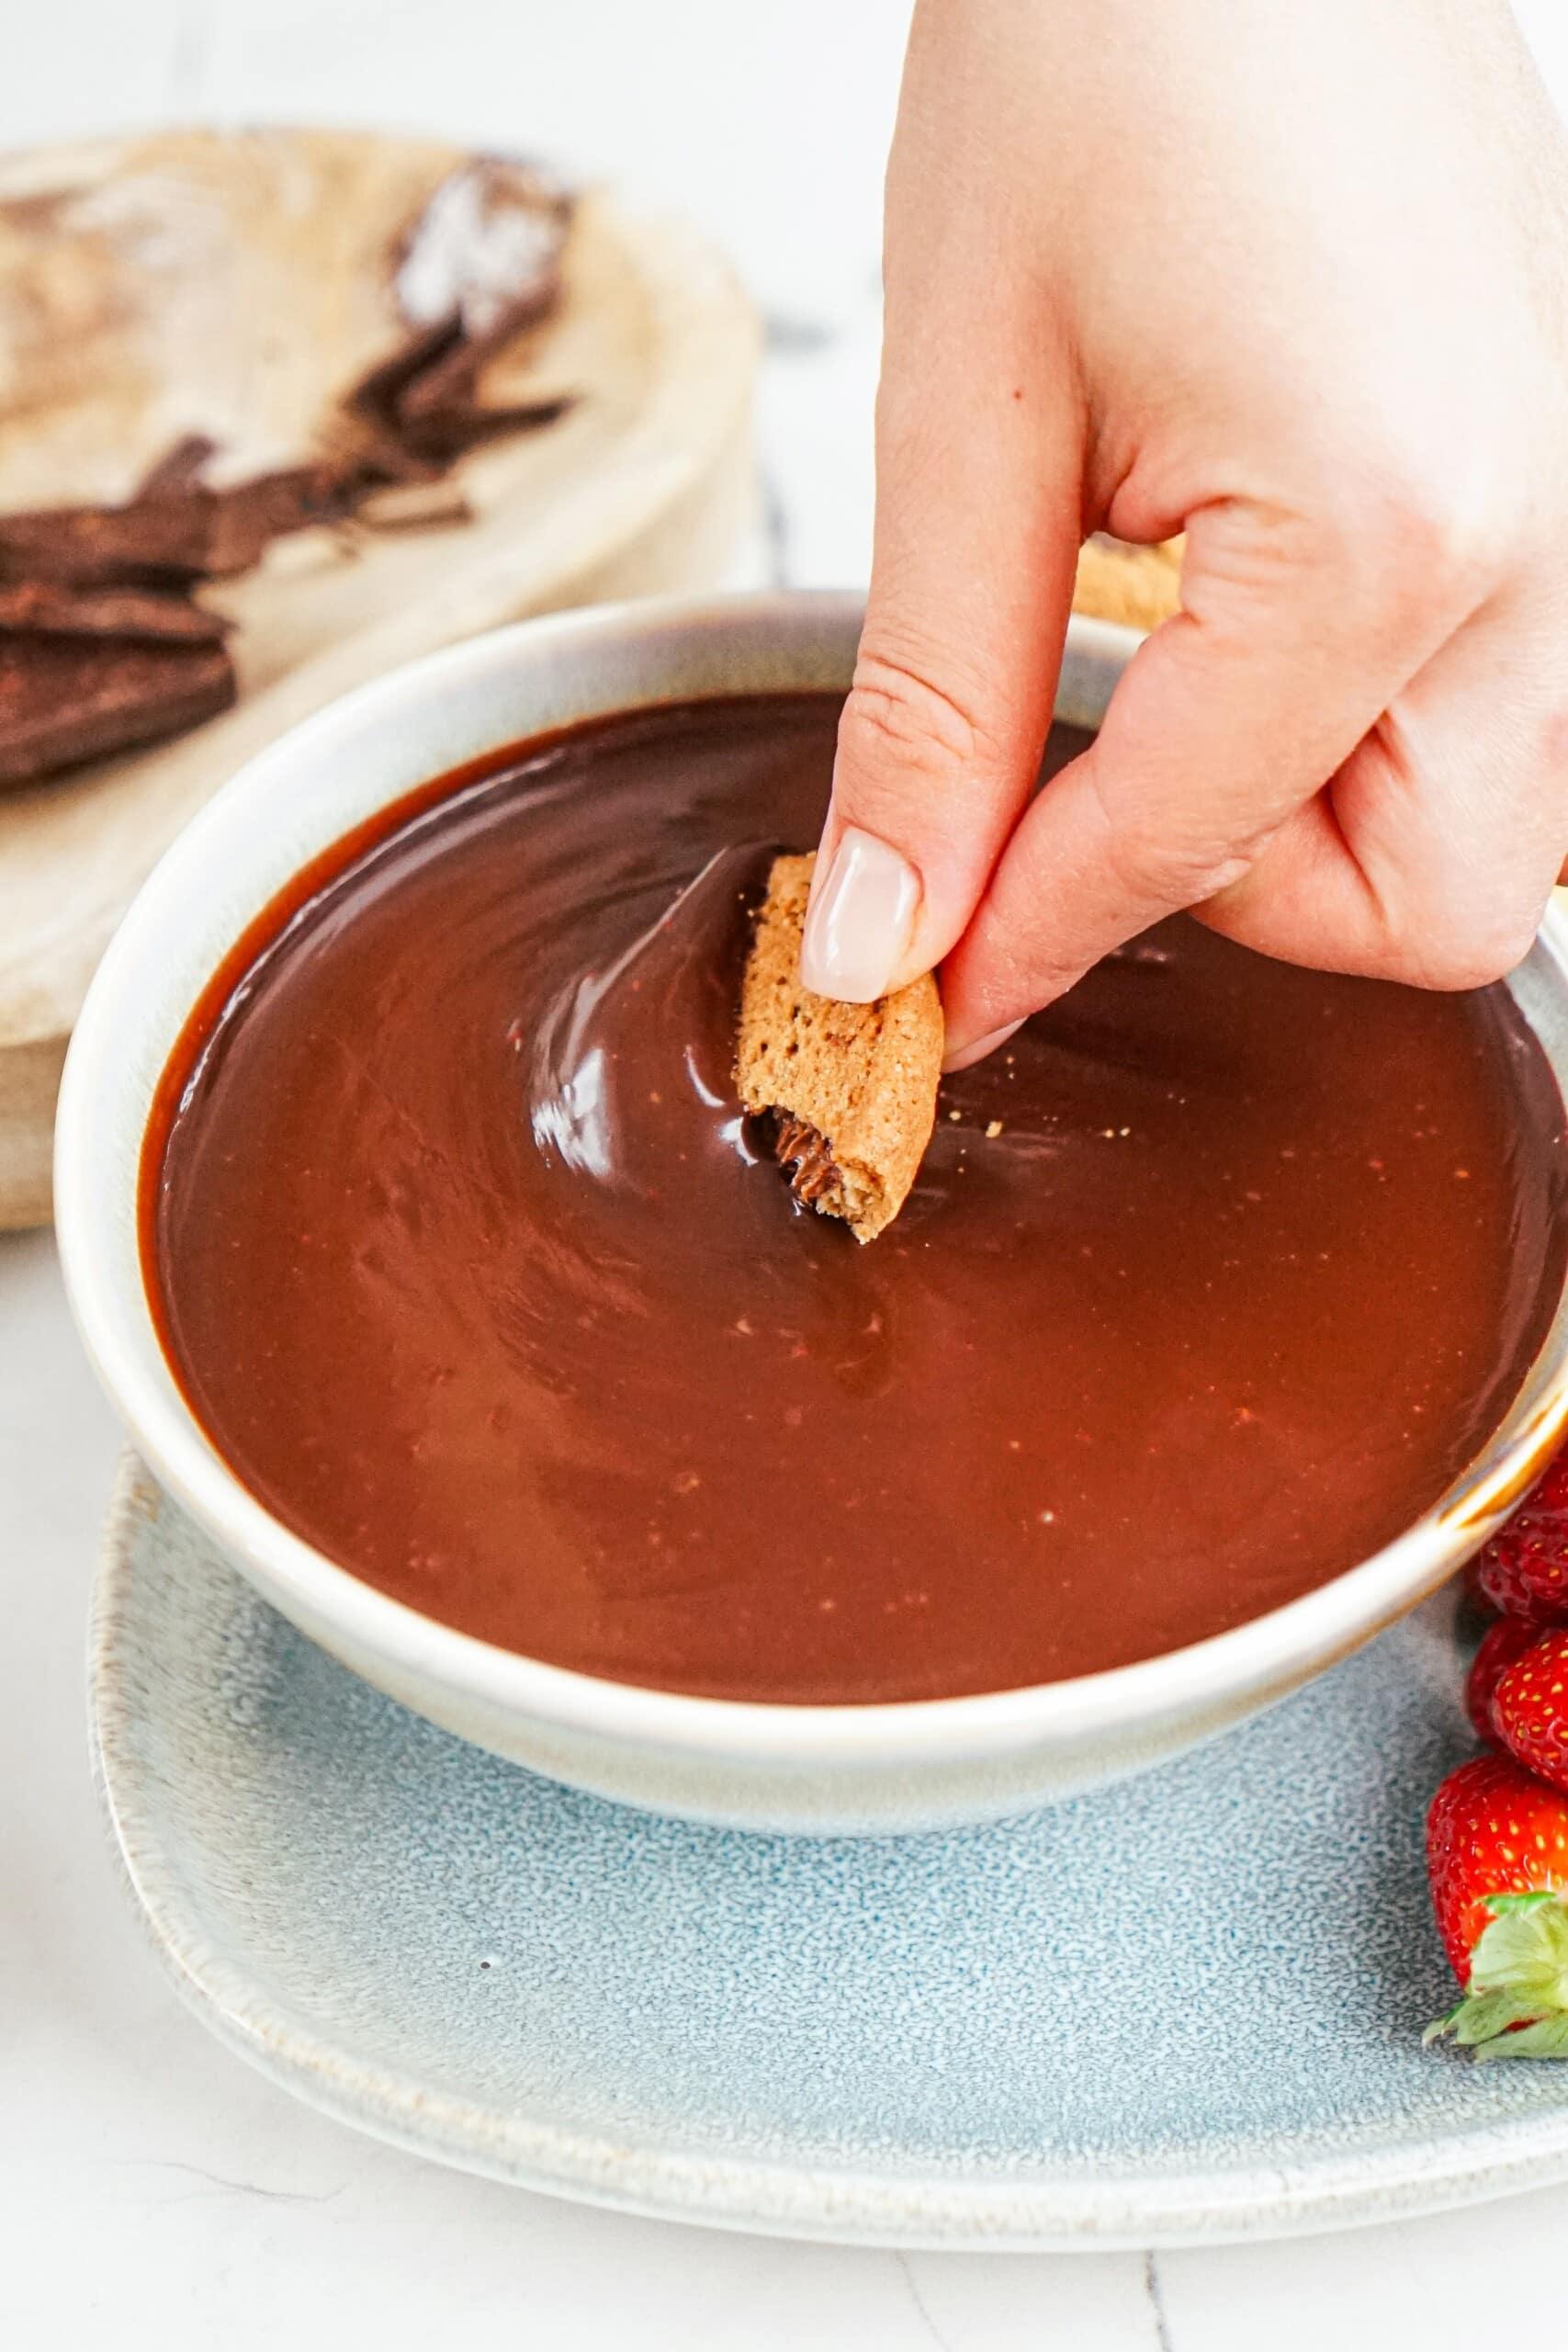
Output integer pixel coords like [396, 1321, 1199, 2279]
[91, 1453, 1568, 2248]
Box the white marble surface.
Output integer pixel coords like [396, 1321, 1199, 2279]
[7, 5, 1568, 2343]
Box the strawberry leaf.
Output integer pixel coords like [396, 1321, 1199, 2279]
[1427, 1887, 1568, 2060]
[1476, 2014, 1568, 2063]
[1444, 1987, 1544, 2046]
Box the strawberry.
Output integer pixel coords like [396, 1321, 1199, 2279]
[1426, 1755, 1568, 2059]
[1472, 1443, 1568, 1623]
[1466, 1617, 1541, 1745]
[1461, 1557, 1495, 1617]
[1492, 1628, 1568, 1793]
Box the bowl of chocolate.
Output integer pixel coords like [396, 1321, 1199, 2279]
[56, 592, 1568, 1833]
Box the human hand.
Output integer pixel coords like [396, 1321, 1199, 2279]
[798, 0, 1568, 1068]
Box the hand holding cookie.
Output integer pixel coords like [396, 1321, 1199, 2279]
[805, 0, 1568, 1069]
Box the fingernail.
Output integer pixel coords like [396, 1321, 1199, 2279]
[942, 1019, 1024, 1075]
[799, 827, 921, 1001]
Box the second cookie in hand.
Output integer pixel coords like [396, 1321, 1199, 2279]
[736, 851, 943, 1242]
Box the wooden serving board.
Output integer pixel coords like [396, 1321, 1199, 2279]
[0, 129, 759, 1228]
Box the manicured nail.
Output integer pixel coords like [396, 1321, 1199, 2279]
[799, 827, 921, 1001]
[942, 1019, 1024, 1075]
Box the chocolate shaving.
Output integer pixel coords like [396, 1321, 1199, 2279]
[773, 1113, 842, 1207]
[201, 465, 366, 573]
[134, 432, 220, 498]
[0, 633, 236, 786]
[396, 294, 558, 420]
[340, 320, 456, 482]
[396, 391, 571, 464]
[0, 581, 230, 644]
[350, 319, 457, 415]
[344, 312, 571, 466]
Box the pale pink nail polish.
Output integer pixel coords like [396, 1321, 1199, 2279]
[799, 827, 921, 1001]
[942, 1019, 1024, 1075]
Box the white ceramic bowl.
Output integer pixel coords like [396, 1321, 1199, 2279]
[55, 592, 1568, 1834]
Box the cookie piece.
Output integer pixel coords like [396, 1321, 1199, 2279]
[1072, 533, 1182, 632]
[736, 852, 943, 1242]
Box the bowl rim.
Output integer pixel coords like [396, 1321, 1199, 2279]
[53, 587, 1568, 1770]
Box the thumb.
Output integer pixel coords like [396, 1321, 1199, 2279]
[798, 284, 1081, 1006]
[939, 498, 1470, 1061]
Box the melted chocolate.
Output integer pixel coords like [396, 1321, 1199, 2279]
[142, 695, 1568, 1702]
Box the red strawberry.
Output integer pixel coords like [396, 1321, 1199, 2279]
[1472, 1444, 1568, 1623]
[1466, 1618, 1541, 1746]
[1426, 1755, 1568, 2059]
[1493, 1629, 1568, 1793]
[1461, 1557, 1495, 1616]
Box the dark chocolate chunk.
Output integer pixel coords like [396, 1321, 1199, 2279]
[0, 466, 361, 593]
[393, 281, 561, 423]
[0, 633, 236, 786]
[0, 580, 230, 644]
[0, 494, 226, 589]
[341, 322, 463, 484]
[346, 318, 457, 424]
[344, 316, 570, 469]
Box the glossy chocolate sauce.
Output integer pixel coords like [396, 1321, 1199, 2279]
[143, 694, 1568, 1702]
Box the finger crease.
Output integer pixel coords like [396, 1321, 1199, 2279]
[848, 650, 991, 773]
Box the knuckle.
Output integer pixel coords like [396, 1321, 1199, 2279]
[1082, 756, 1260, 910]
[838, 647, 997, 797]
[1332, 469, 1506, 639]
[1111, 832, 1255, 910]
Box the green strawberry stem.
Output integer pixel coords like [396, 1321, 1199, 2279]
[1427, 1892, 1568, 2060]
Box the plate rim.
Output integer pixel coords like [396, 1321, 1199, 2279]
[91, 1452, 1568, 2252]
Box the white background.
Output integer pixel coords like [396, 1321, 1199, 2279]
[6, 5, 1568, 2344]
